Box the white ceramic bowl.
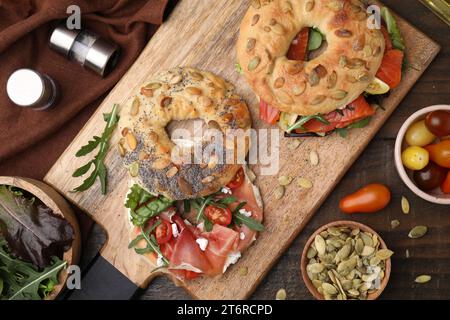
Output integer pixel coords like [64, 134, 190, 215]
[394, 105, 450, 205]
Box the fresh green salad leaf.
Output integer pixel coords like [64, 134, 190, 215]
[381, 7, 405, 51]
[128, 226, 168, 267]
[0, 185, 73, 269]
[0, 240, 66, 300]
[72, 104, 120, 195]
[335, 117, 372, 138]
[233, 212, 265, 232]
[125, 184, 174, 226]
[235, 63, 243, 75]
[287, 114, 329, 133]
[308, 28, 324, 51]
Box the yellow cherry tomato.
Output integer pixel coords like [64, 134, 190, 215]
[401, 146, 429, 170]
[405, 120, 436, 147]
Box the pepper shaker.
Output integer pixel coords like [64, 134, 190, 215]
[6, 69, 59, 111]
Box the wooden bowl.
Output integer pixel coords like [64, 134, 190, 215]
[300, 221, 391, 300]
[394, 105, 450, 205]
[0, 176, 81, 300]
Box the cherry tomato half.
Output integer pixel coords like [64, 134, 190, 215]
[425, 140, 450, 168]
[425, 110, 450, 137]
[204, 205, 232, 226]
[441, 171, 450, 194]
[227, 167, 245, 189]
[339, 184, 391, 214]
[155, 219, 173, 245]
[413, 162, 447, 191]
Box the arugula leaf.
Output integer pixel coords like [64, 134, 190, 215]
[72, 104, 120, 195]
[125, 184, 174, 226]
[381, 7, 405, 51]
[335, 117, 372, 138]
[235, 63, 243, 75]
[287, 114, 329, 133]
[0, 241, 66, 300]
[233, 213, 265, 232]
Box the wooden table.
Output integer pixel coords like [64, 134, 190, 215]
[80, 0, 450, 300]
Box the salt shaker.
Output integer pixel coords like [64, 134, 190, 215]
[49, 25, 119, 77]
[6, 69, 59, 111]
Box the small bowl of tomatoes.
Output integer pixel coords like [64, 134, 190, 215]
[395, 105, 450, 205]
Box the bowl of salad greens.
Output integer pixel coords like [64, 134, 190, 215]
[0, 176, 80, 300]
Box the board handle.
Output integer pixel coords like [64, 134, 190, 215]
[66, 254, 138, 300]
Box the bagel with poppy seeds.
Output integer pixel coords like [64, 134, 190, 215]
[237, 0, 385, 116]
[119, 67, 252, 200]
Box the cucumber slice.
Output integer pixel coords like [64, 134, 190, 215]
[308, 29, 323, 51]
[365, 77, 390, 95]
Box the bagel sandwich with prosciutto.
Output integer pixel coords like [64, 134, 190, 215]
[237, 1, 405, 137]
[118, 67, 264, 281]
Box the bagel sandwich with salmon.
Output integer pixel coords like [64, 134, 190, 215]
[237, 0, 405, 137]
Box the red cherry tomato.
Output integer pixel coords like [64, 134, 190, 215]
[155, 219, 173, 244]
[425, 140, 450, 168]
[413, 162, 447, 191]
[204, 205, 232, 226]
[339, 184, 391, 214]
[227, 167, 245, 189]
[425, 110, 450, 137]
[441, 172, 450, 194]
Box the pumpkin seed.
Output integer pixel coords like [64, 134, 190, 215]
[276, 288, 286, 300]
[308, 263, 325, 274]
[246, 38, 256, 51]
[309, 150, 319, 166]
[415, 275, 431, 284]
[331, 90, 348, 100]
[118, 142, 126, 157]
[281, 1, 293, 13]
[274, 185, 285, 200]
[161, 96, 173, 108]
[298, 177, 313, 189]
[292, 83, 306, 96]
[239, 266, 248, 276]
[391, 219, 400, 229]
[309, 71, 320, 86]
[361, 246, 375, 257]
[305, 0, 315, 12]
[277, 90, 294, 104]
[186, 87, 202, 96]
[312, 279, 322, 289]
[327, 0, 343, 11]
[248, 57, 261, 71]
[126, 132, 138, 151]
[274, 77, 285, 88]
[169, 74, 182, 84]
[272, 24, 285, 35]
[287, 62, 303, 75]
[131, 97, 140, 116]
[408, 226, 428, 239]
[278, 175, 293, 186]
[335, 29, 353, 37]
[327, 71, 337, 89]
[129, 162, 139, 177]
[322, 283, 338, 295]
[363, 45, 373, 57]
[166, 166, 178, 178]
[307, 247, 318, 259]
[247, 168, 256, 183]
[287, 139, 301, 150]
[401, 196, 410, 214]
[310, 95, 326, 105]
[251, 14, 260, 26]
[376, 249, 394, 260]
[250, 0, 261, 9]
[406, 249, 410, 258]
[315, 235, 326, 255]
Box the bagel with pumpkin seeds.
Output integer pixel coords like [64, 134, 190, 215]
[237, 0, 404, 135]
[118, 67, 252, 200]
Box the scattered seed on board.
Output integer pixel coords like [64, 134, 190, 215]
[405, 249, 410, 258]
[239, 267, 248, 276]
[287, 139, 301, 150]
[401, 196, 410, 214]
[408, 226, 428, 239]
[298, 177, 313, 189]
[276, 289, 287, 300]
[274, 185, 285, 200]
[309, 151, 319, 166]
[415, 275, 431, 284]
[279, 175, 293, 186]
[391, 220, 400, 229]
[247, 168, 256, 183]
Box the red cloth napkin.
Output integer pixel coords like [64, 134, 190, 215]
[0, 0, 175, 242]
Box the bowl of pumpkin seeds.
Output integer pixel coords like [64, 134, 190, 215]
[301, 221, 393, 300]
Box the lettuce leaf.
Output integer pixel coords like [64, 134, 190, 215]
[0, 185, 73, 269]
[381, 7, 405, 51]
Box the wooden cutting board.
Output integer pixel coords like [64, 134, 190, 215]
[44, 0, 440, 299]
